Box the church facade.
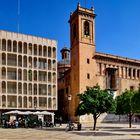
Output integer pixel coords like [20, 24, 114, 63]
[58, 3, 140, 122]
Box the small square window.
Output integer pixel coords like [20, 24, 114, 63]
[87, 59, 90, 64]
[87, 73, 90, 79]
[130, 86, 134, 91]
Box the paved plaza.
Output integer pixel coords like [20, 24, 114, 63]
[0, 122, 140, 140]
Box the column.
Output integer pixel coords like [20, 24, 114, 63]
[102, 64, 106, 76]
[123, 67, 126, 79]
[97, 63, 100, 75]
[119, 66, 122, 78]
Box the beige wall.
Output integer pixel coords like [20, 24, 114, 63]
[0, 30, 57, 112]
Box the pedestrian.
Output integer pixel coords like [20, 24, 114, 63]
[15, 120, 19, 128]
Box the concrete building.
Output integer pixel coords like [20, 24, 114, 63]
[58, 3, 140, 122]
[0, 30, 57, 114]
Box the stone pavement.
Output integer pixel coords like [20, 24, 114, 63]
[0, 122, 140, 139]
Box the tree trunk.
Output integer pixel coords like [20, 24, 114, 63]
[93, 115, 97, 130]
[129, 113, 132, 128]
[119, 115, 120, 122]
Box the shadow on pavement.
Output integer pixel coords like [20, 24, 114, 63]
[71, 131, 124, 136]
[35, 127, 66, 132]
[108, 128, 140, 132]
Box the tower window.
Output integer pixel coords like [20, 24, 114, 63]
[87, 58, 90, 64]
[84, 21, 90, 36]
[87, 73, 90, 79]
[73, 24, 76, 39]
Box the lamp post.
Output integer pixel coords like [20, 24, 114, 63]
[68, 94, 72, 122]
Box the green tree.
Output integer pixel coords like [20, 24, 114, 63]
[132, 85, 140, 113]
[116, 89, 135, 128]
[75, 85, 116, 130]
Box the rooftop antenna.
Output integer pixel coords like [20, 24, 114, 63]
[17, 0, 20, 33]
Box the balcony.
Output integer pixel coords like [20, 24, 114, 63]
[7, 54, 17, 66]
[7, 74, 17, 80]
[7, 88, 17, 94]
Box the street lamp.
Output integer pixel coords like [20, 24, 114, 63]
[68, 94, 72, 122]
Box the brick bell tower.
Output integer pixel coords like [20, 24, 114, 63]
[69, 3, 96, 122]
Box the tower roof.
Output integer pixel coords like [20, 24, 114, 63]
[69, 2, 96, 23]
[60, 47, 70, 53]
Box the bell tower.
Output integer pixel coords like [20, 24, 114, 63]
[70, 2, 96, 48]
[69, 3, 97, 121]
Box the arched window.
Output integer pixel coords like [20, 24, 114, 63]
[23, 83, 27, 94]
[48, 97, 52, 108]
[18, 41, 22, 53]
[29, 97, 32, 108]
[2, 39, 6, 51]
[23, 96, 27, 108]
[84, 21, 90, 36]
[2, 95, 6, 107]
[13, 41, 17, 52]
[18, 96, 22, 108]
[7, 40, 11, 51]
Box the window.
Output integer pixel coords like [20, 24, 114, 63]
[128, 68, 131, 77]
[84, 21, 90, 36]
[99, 63, 102, 75]
[137, 70, 140, 78]
[133, 69, 135, 78]
[106, 68, 117, 90]
[87, 73, 90, 79]
[87, 59, 90, 64]
[130, 86, 134, 91]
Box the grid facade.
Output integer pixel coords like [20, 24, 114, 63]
[0, 30, 57, 111]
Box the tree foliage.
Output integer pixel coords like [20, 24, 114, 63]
[75, 85, 116, 130]
[116, 89, 140, 128]
[132, 86, 140, 113]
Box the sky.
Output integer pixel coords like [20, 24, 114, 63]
[0, 0, 140, 61]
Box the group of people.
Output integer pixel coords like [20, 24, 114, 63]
[2, 118, 28, 128]
[2, 116, 63, 128]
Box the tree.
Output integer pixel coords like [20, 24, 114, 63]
[132, 85, 140, 113]
[116, 89, 135, 128]
[75, 85, 116, 130]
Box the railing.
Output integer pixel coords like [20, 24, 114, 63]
[7, 89, 17, 93]
[7, 61, 17, 66]
[7, 75, 16, 80]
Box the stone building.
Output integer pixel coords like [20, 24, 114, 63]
[58, 3, 140, 122]
[0, 30, 57, 115]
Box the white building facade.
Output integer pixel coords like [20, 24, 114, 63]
[0, 30, 57, 113]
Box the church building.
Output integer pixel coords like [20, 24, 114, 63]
[58, 3, 140, 122]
